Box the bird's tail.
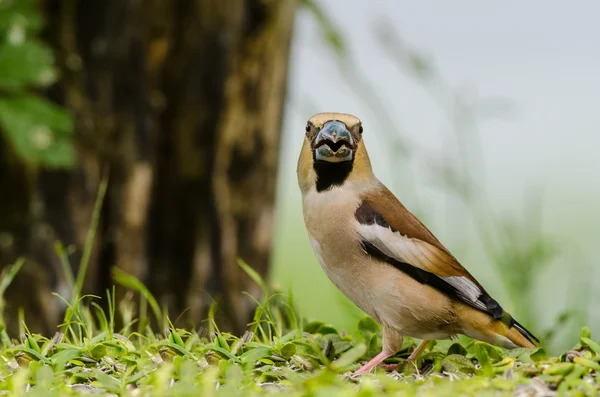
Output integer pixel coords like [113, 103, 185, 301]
[458, 306, 539, 349]
[505, 317, 539, 348]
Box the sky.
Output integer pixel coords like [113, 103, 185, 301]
[272, 0, 600, 347]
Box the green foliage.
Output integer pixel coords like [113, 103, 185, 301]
[0, 257, 599, 396]
[0, 292, 599, 396]
[0, 0, 74, 167]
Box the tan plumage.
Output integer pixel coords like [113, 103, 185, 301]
[297, 112, 538, 375]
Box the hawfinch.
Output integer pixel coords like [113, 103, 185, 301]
[297, 112, 538, 375]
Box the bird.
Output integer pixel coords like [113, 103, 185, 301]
[297, 112, 538, 375]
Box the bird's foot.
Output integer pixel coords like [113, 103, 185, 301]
[351, 341, 432, 376]
[351, 351, 392, 376]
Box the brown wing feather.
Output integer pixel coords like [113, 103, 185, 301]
[357, 184, 508, 320]
[359, 184, 485, 290]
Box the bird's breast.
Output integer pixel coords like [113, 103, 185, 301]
[301, 185, 383, 319]
[301, 185, 362, 267]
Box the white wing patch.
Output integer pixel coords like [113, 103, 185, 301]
[443, 276, 482, 303]
[357, 222, 484, 305]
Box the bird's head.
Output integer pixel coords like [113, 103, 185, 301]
[297, 112, 375, 193]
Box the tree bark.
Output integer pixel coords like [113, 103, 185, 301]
[0, 0, 296, 335]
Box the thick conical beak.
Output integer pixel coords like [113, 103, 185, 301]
[313, 121, 355, 163]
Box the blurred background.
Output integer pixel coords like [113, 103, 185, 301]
[0, 0, 598, 354]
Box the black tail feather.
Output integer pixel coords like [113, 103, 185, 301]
[511, 318, 540, 345]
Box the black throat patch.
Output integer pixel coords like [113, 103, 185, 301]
[313, 158, 354, 192]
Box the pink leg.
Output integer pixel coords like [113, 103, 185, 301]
[358, 340, 433, 374]
[352, 351, 392, 375]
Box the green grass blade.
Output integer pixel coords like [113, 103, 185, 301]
[112, 267, 162, 324]
[73, 175, 108, 301]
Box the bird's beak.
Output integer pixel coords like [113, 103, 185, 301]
[313, 121, 355, 163]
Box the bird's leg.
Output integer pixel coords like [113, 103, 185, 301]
[352, 325, 403, 375]
[351, 351, 392, 376]
[379, 340, 433, 373]
[407, 340, 431, 362]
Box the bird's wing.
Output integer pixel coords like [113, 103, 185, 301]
[357, 185, 505, 321]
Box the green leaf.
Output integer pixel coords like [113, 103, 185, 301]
[447, 343, 468, 357]
[480, 343, 503, 362]
[367, 334, 381, 357]
[69, 359, 85, 367]
[573, 357, 600, 371]
[543, 362, 575, 376]
[49, 348, 82, 368]
[333, 341, 353, 355]
[169, 328, 185, 347]
[278, 329, 297, 343]
[211, 346, 238, 362]
[258, 358, 274, 366]
[25, 334, 40, 352]
[166, 342, 189, 357]
[504, 347, 533, 360]
[580, 327, 592, 342]
[530, 347, 548, 362]
[564, 365, 587, 383]
[304, 321, 324, 334]
[357, 316, 380, 336]
[474, 343, 493, 377]
[581, 337, 600, 355]
[21, 347, 50, 364]
[214, 333, 230, 351]
[280, 342, 297, 359]
[0, 95, 74, 167]
[441, 354, 476, 375]
[0, 41, 56, 89]
[316, 324, 338, 335]
[330, 344, 367, 372]
[88, 331, 107, 346]
[240, 347, 271, 366]
[89, 344, 106, 360]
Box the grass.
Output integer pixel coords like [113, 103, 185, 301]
[0, 264, 599, 397]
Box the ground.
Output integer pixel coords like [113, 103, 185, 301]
[0, 286, 598, 397]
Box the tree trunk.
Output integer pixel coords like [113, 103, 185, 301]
[0, 0, 296, 335]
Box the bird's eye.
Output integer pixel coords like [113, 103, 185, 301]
[305, 124, 310, 133]
[359, 125, 363, 134]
